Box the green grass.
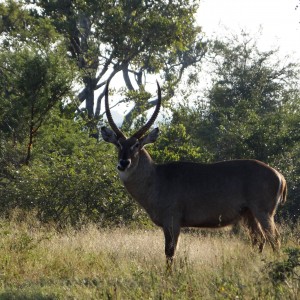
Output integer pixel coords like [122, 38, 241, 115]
[0, 214, 299, 299]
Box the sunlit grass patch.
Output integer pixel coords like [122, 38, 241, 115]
[0, 216, 299, 299]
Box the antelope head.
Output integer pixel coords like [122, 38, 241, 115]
[101, 81, 161, 173]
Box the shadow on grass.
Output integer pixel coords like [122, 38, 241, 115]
[0, 291, 56, 300]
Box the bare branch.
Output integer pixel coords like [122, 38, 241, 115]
[123, 63, 134, 91]
[95, 68, 123, 117]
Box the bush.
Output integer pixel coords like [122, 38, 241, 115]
[0, 118, 148, 227]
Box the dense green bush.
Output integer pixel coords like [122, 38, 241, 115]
[0, 117, 147, 227]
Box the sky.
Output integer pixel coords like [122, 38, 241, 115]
[197, 0, 300, 59]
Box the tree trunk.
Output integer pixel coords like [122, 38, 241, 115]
[84, 77, 95, 119]
[25, 103, 35, 165]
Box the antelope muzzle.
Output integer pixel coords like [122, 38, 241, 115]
[118, 159, 131, 171]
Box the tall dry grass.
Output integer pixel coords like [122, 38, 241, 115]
[0, 212, 299, 299]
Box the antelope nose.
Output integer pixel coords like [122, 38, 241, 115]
[118, 159, 130, 171]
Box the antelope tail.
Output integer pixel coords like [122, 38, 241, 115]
[280, 178, 287, 205]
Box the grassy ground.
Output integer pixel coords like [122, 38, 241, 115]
[0, 214, 299, 299]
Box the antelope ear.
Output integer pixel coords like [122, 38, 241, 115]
[140, 128, 159, 146]
[101, 126, 118, 145]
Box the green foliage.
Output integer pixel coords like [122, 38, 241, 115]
[267, 248, 300, 284]
[0, 27, 76, 163]
[0, 117, 146, 227]
[151, 123, 206, 163]
[201, 34, 300, 161]
[0, 0, 59, 47]
[265, 247, 300, 299]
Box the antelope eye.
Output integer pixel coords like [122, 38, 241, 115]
[131, 142, 139, 151]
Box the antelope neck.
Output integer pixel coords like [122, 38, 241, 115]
[119, 149, 156, 210]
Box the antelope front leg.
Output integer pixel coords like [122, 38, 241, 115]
[163, 222, 180, 267]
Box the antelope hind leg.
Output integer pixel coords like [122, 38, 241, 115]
[255, 213, 280, 252]
[242, 210, 266, 252]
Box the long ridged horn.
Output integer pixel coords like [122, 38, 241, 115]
[133, 81, 162, 139]
[105, 80, 126, 139]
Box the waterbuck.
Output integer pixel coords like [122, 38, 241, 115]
[101, 81, 287, 264]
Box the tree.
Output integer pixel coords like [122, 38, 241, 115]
[0, 1, 76, 165]
[0, 47, 75, 164]
[18, 0, 207, 130]
[190, 33, 300, 162]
